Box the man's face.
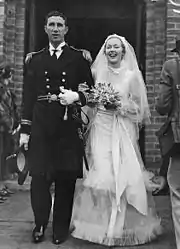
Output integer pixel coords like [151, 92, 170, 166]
[44, 16, 68, 46]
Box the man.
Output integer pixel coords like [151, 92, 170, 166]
[19, 11, 93, 245]
[156, 35, 180, 249]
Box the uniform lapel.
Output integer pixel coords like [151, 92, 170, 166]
[57, 44, 75, 68]
[40, 45, 73, 73]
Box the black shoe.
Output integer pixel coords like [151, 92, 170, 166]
[0, 196, 7, 202]
[4, 186, 14, 195]
[0, 189, 10, 197]
[52, 234, 67, 245]
[32, 226, 45, 243]
[0, 196, 6, 203]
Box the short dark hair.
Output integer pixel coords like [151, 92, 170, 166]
[45, 11, 68, 26]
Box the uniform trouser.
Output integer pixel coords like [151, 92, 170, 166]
[167, 155, 180, 249]
[30, 173, 76, 237]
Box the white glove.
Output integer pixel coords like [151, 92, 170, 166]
[19, 133, 30, 151]
[59, 87, 79, 105]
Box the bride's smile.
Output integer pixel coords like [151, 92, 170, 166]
[105, 37, 124, 66]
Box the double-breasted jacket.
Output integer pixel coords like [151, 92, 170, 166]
[21, 45, 93, 177]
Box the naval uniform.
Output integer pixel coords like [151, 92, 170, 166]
[21, 44, 93, 238]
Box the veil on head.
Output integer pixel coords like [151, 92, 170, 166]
[91, 34, 151, 125]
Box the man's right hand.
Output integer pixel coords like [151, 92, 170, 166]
[19, 133, 30, 151]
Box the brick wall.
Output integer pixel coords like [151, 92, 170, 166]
[145, 0, 180, 164]
[145, 0, 166, 163]
[0, 0, 5, 56]
[3, 0, 26, 109]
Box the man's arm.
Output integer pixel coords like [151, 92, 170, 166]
[77, 56, 94, 106]
[21, 58, 37, 135]
[59, 56, 94, 107]
[155, 61, 173, 115]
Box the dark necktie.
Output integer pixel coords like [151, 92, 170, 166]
[52, 49, 57, 59]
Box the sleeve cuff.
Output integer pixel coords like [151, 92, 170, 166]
[20, 119, 32, 135]
[78, 91, 88, 106]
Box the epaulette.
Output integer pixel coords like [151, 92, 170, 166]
[25, 48, 45, 64]
[69, 46, 82, 53]
[70, 46, 93, 64]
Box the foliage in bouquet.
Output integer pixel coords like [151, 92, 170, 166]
[79, 82, 122, 109]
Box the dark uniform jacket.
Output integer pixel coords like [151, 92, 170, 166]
[21, 45, 93, 177]
[156, 58, 180, 144]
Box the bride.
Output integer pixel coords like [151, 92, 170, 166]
[71, 34, 162, 246]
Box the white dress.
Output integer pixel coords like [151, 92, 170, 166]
[71, 67, 162, 246]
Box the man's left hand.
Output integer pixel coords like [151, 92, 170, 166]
[59, 87, 79, 105]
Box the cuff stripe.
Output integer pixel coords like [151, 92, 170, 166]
[21, 119, 32, 126]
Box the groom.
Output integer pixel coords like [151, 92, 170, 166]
[20, 10, 93, 245]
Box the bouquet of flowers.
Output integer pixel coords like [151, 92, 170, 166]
[79, 82, 122, 110]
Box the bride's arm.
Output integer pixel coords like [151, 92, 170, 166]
[121, 94, 140, 114]
[120, 70, 150, 125]
[118, 72, 141, 118]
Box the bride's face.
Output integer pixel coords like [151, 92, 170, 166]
[105, 38, 123, 66]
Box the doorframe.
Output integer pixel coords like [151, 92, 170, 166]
[25, 0, 36, 54]
[135, 0, 146, 161]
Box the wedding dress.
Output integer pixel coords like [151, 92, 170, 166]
[71, 35, 162, 246]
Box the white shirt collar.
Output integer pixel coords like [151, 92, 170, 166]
[49, 42, 66, 58]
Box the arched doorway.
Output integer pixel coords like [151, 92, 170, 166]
[26, 0, 145, 58]
[25, 0, 146, 160]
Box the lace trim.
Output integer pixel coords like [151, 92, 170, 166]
[72, 219, 162, 246]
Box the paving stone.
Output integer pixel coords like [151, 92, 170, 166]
[0, 182, 177, 249]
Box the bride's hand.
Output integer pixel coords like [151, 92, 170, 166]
[119, 98, 139, 116]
